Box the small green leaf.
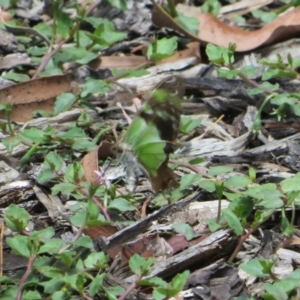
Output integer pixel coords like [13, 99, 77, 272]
[108, 0, 127, 10]
[180, 116, 201, 134]
[70, 210, 87, 227]
[217, 68, 239, 79]
[202, 0, 221, 15]
[108, 198, 135, 212]
[262, 69, 297, 80]
[53, 2, 72, 38]
[20, 128, 50, 143]
[36, 266, 64, 279]
[147, 37, 177, 62]
[73, 236, 94, 249]
[199, 180, 215, 192]
[72, 139, 97, 152]
[6, 235, 32, 258]
[240, 258, 275, 277]
[89, 274, 106, 296]
[84, 252, 109, 269]
[4, 204, 29, 231]
[208, 166, 233, 176]
[175, 14, 199, 35]
[81, 78, 111, 98]
[223, 208, 243, 235]
[281, 173, 300, 192]
[38, 239, 65, 254]
[225, 175, 252, 188]
[240, 65, 259, 77]
[2, 136, 21, 153]
[63, 47, 99, 64]
[2, 72, 30, 82]
[173, 223, 195, 240]
[180, 173, 202, 190]
[54, 93, 77, 116]
[129, 254, 155, 276]
[51, 182, 77, 195]
[45, 151, 64, 172]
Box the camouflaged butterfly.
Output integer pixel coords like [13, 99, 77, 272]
[114, 76, 185, 192]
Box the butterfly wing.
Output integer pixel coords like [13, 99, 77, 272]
[121, 76, 185, 192]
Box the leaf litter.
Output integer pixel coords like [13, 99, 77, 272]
[1, 0, 300, 299]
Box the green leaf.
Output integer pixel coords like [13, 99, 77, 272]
[222, 208, 243, 235]
[175, 14, 199, 35]
[81, 78, 111, 98]
[84, 252, 109, 269]
[240, 258, 275, 277]
[217, 68, 239, 79]
[4, 204, 29, 231]
[56, 127, 86, 139]
[87, 199, 100, 220]
[38, 239, 65, 254]
[137, 277, 167, 288]
[36, 266, 64, 279]
[240, 65, 259, 77]
[64, 162, 85, 183]
[51, 182, 77, 195]
[281, 173, 300, 192]
[208, 166, 233, 176]
[180, 173, 202, 190]
[173, 223, 195, 240]
[6, 235, 32, 257]
[206, 218, 221, 232]
[37, 169, 56, 184]
[53, 93, 77, 116]
[72, 139, 97, 152]
[263, 283, 288, 300]
[229, 196, 254, 219]
[63, 47, 99, 64]
[2, 136, 21, 153]
[108, 0, 127, 10]
[20, 128, 50, 143]
[53, 1, 72, 38]
[125, 117, 166, 177]
[262, 69, 297, 80]
[111, 68, 149, 78]
[45, 151, 64, 172]
[129, 254, 155, 276]
[73, 236, 94, 249]
[108, 198, 135, 212]
[147, 37, 177, 62]
[22, 290, 42, 300]
[169, 270, 190, 294]
[225, 175, 252, 188]
[202, 0, 221, 15]
[188, 157, 204, 164]
[199, 179, 215, 192]
[2, 72, 30, 82]
[206, 43, 235, 65]
[247, 82, 279, 95]
[180, 116, 201, 134]
[89, 274, 106, 296]
[86, 23, 127, 47]
[70, 210, 87, 227]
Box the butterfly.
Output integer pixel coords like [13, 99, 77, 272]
[114, 75, 185, 193]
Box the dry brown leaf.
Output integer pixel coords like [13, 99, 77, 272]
[197, 8, 300, 51]
[158, 41, 201, 64]
[83, 224, 118, 239]
[153, 2, 300, 52]
[81, 141, 113, 183]
[89, 55, 148, 70]
[0, 73, 73, 122]
[0, 11, 12, 22]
